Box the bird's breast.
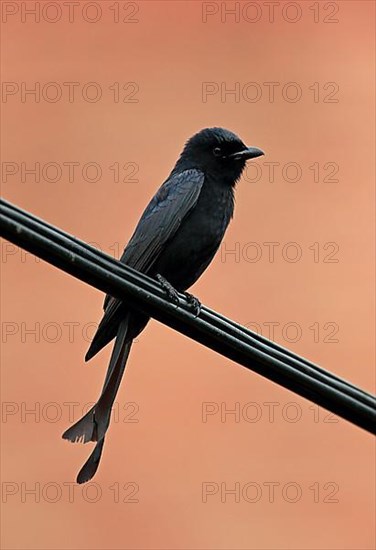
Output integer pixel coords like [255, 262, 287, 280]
[152, 178, 235, 290]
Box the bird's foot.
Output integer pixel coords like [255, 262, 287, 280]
[184, 292, 201, 317]
[156, 274, 180, 306]
[156, 275, 201, 316]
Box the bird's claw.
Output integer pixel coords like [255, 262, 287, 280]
[184, 292, 201, 317]
[156, 275, 201, 316]
[156, 274, 180, 306]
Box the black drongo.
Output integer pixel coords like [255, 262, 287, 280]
[63, 127, 264, 483]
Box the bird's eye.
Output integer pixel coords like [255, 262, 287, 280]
[213, 147, 222, 157]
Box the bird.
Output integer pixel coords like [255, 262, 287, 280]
[62, 127, 264, 483]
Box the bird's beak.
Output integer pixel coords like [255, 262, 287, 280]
[229, 147, 265, 161]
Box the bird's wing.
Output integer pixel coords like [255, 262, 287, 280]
[118, 168, 205, 272]
[86, 168, 205, 359]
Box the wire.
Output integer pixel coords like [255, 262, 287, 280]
[4, 200, 369, 401]
[1, 198, 375, 434]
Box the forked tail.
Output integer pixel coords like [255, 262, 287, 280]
[63, 317, 132, 483]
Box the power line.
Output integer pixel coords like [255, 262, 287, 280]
[1, 198, 375, 434]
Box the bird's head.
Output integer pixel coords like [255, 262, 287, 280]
[176, 127, 264, 184]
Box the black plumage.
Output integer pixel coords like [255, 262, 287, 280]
[63, 127, 264, 482]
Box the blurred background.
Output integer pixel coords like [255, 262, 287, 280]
[1, 1, 375, 549]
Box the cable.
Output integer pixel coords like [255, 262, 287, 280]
[1, 198, 375, 434]
[1, 199, 371, 403]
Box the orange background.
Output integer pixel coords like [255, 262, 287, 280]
[1, 1, 375, 549]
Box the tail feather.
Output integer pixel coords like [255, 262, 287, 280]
[76, 438, 105, 484]
[85, 297, 123, 361]
[62, 406, 96, 443]
[85, 323, 117, 362]
[63, 316, 133, 481]
[92, 337, 132, 442]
